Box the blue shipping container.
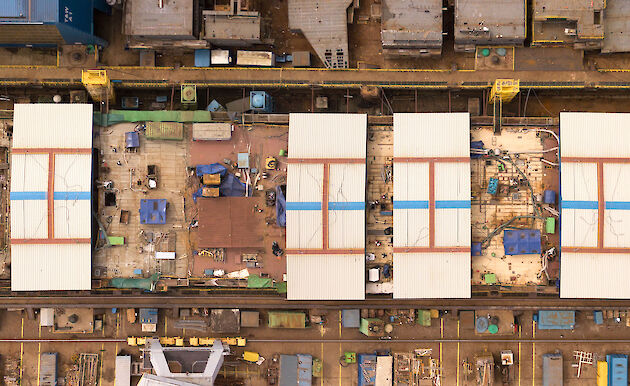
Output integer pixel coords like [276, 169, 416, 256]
[607, 354, 628, 386]
[537, 310, 575, 330]
[358, 354, 377, 386]
[504, 229, 541, 255]
[296, 354, 312, 386]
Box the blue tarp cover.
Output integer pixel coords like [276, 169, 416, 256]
[125, 131, 139, 148]
[276, 185, 286, 227]
[503, 229, 541, 255]
[220, 173, 246, 197]
[196, 163, 227, 177]
[471, 140, 485, 159]
[139, 199, 167, 224]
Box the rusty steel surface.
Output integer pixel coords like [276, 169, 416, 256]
[197, 197, 263, 248]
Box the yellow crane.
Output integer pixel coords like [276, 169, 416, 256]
[488, 79, 520, 133]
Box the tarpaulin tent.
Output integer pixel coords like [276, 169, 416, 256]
[276, 185, 286, 227]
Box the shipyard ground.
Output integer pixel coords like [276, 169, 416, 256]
[1, 307, 629, 385]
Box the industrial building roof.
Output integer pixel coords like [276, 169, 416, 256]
[533, 0, 605, 47]
[560, 112, 630, 298]
[10, 104, 92, 291]
[454, 0, 526, 49]
[381, 0, 442, 55]
[392, 113, 471, 299]
[603, 0, 630, 53]
[125, 0, 194, 38]
[286, 113, 366, 300]
[288, 0, 352, 68]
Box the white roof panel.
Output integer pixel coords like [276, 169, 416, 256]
[12, 104, 93, 149]
[394, 113, 469, 157]
[10, 104, 92, 291]
[604, 163, 630, 248]
[393, 253, 471, 298]
[328, 163, 365, 249]
[286, 254, 365, 300]
[560, 112, 630, 157]
[434, 162, 470, 247]
[288, 113, 366, 158]
[561, 253, 630, 298]
[10, 244, 92, 291]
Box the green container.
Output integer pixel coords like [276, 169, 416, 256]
[488, 324, 499, 334]
[417, 309, 432, 327]
[267, 311, 307, 329]
[481, 48, 491, 57]
[108, 236, 125, 245]
[545, 217, 556, 234]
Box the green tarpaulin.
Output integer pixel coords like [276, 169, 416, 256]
[247, 275, 273, 288]
[94, 110, 213, 126]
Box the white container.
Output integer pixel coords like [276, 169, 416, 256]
[368, 268, 380, 282]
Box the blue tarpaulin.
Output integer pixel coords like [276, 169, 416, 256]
[196, 163, 227, 177]
[139, 199, 167, 224]
[471, 140, 485, 159]
[220, 173, 247, 197]
[276, 185, 286, 227]
[503, 229, 541, 255]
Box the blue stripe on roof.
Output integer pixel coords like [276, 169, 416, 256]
[393, 200, 429, 209]
[286, 202, 321, 211]
[54, 192, 91, 200]
[10, 191, 46, 200]
[328, 202, 364, 210]
[435, 200, 471, 209]
[562, 200, 598, 210]
[605, 201, 630, 210]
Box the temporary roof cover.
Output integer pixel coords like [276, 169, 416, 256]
[560, 112, 630, 298]
[393, 113, 471, 298]
[10, 104, 92, 291]
[285, 113, 366, 300]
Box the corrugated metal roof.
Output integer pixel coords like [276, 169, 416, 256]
[288, 113, 367, 158]
[394, 113, 469, 157]
[454, 0, 526, 45]
[560, 162, 598, 248]
[328, 163, 365, 249]
[11, 244, 91, 291]
[10, 104, 92, 292]
[12, 104, 92, 148]
[286, 113, 366, 300]
[560, 112, 630, 298]
[561, 253, 630, 298]
[381, 0, 442, 49]
[0, 0, 58, 22]
[434, 162, 471, 247]
[286, 254, 365, 300]
[560, 112, 630, 157]
[393, 113, 471, 299]
[393, 253, 470, 298]
[288, 0, 351, 68]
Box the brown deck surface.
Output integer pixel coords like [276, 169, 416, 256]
[197, 197, 264, 248]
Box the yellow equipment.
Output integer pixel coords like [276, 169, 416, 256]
[489, 79, 519, 104]
[265, 157, 278, 170]
[189, 337, 199, 346]
[237, 337, 247, 347]
[175, 337, 185, 346]
[127, 337, 137, 346]
[137, 337, 146, 346]
[243, 351, 260, 363]
[160, 336, 177, 346]
[199, 337, 215, 346]
[81, 70, 114, 102]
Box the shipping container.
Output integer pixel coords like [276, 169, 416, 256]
[267, 311, 307, 328]
[597, 361, 608, 386]
[542, 352, 563, 386]
[375, 356, 393, 386]
[358, 354, 377, 386]
[237, 50, 275, 67]
[144, 122, 184, 140]
[607, 354, 628, 386]
[39, 352, 57, 386]
[536, 310, 575, 330]
[193, 123, 232, 141]
[115, 356, 131, 386]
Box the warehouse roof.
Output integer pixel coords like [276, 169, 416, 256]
[393, 113, 471, 299]
[288, 0, 352, 68]
[560, 112, 630, 298]
[286, 113, 366, 300]
[10, 104, 92, 291]
[454, 0, 526, 48]
[381, 0, 443, 53]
